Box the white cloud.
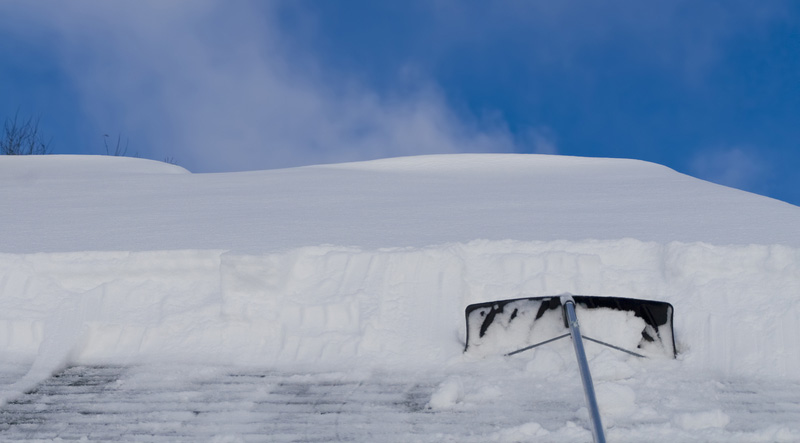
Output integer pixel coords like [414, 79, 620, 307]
[689, 147, 769, 192]
[0, 1, 520, 172]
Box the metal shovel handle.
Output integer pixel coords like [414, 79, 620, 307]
[561, 295, 606, 443]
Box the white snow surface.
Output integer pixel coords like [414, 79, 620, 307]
[2, 153, 800, 440]
[2, 153, 799, 253]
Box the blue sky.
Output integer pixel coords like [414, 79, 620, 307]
[1, 1, 799, 205]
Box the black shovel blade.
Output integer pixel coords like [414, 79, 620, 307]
[464, 295, 676, 358]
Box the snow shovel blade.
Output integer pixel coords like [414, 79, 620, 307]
[464, 295, 676, 358]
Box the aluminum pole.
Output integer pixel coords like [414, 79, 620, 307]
[561, 295, 606, 443]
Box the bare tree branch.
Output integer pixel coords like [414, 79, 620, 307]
[1, 111, 51, 155]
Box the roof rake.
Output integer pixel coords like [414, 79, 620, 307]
[464, 294, 676, 443]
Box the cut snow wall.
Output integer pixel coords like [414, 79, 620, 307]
[0, 240, 798, 379]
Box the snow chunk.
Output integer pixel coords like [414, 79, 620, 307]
[591, 350, 636, 381]
[596, 382, 637, 418]
[525, 348, 567, 376]
[427, 376, 464, 409]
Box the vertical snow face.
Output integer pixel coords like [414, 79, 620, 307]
[0, 239, 798, 379]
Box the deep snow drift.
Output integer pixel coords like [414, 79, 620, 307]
[1, 154, 799, 440]
[2, 154, 799, 254]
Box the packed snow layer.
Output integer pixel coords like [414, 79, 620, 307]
[1, 239, 798, 393]
[2, 154, 800, 437]
[2, 154, 800, 254]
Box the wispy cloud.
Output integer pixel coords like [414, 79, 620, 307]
[1, 0, 792, 183]
[0, 1, 521, 172]
[689, 147, 769, 193]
